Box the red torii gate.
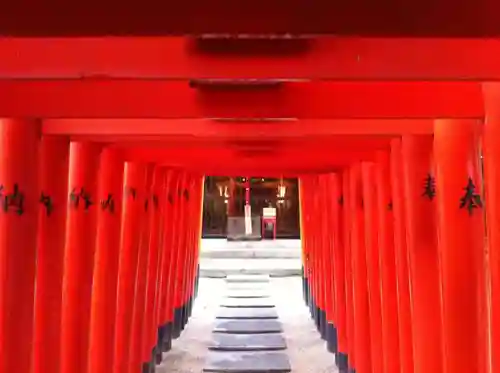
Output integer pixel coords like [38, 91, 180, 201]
[0, 30, 500, 373]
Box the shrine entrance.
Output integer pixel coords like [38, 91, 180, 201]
[202, 176, 300, 239]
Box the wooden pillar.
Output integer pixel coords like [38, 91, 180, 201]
[129, 165, 154, 373]
[348, 164, 372, 373]
[434, 119, 488, 373]
[481, 82, 500, 373]
[141, 167, 165, 369]
[401, 135, 443, 373]
[88, 148, 125, 373]
[322, 174, 338, 351]
[374, 151, 400, 373]
[390, 138, 415, 373]
[361, 162, 383, 373]
[329, 173, 348, 370]
[0, 119, 41, 373]
[172, 174, 190, 338]
[342, 169, 355, 371]
[113, 162, 148, 373]
[34, 136, 69, 373]
[61, 142, 101, 373]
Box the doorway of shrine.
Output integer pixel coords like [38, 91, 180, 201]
[202, 176, 300, 239]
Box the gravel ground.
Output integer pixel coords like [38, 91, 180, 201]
[157, 277, 338, 373]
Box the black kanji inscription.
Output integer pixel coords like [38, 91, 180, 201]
[100, 193, 115, 213]
[40, 192, 53, 216]
[0, 184, 25, 215]
[152, 194, 159, 208]
[127, 187, 137, 200]
[422, 173, 436, 200]
[69, 187, 93, 210]
[459, 177, 483, 216]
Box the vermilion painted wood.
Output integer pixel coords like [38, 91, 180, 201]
[374, 151, 401, 373]
[482, 82, 500, 373]
[88, 149, 125, 373]
[172, 174, 190, 317]
[60, 142, 102, 373]
[141, 167, 164, 363]
[321, 174, 335, 324]
[348, 164, 372, 373]
[42, 118, 435, 137]
[34, 136, 69, 373]
[113, 162, 148, 373]
[154, 170, 173, 345]
[361, 162, 384, 373]
[401, 135, 443, 373]
[0, 80, 484, 118]
[341, 169, 356, 369]
[163, 174, 184, 326]
[389, 139, 415, 373]
[328, 173, 347, 352]
[128, 165, 154, 373]
[0, 119, 41, 373]
[3, 38, 500, 80]
[434, 119, 488, 373]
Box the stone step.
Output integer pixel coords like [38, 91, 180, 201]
[203, 351, 291, 373]
[200, 247, 301, 259]
[209, 333, 287, 352]
[199, 258, 302, 278]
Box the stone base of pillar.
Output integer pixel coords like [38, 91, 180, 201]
[326, 323, 338, 353]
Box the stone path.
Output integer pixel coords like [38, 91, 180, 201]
[203, 275, 292, 373]
[157, 277, 338, 373]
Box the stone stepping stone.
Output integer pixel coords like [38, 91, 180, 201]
[213, 319, 283, 334]
[216, 307, 279, 320]
[203, 351, 291, 373]
[226, 284, 269, 292]
[226, 290, 270, 299]
[221, 297, 275, 308]
[209, 333, 287, 351]
[225, 274, 270, 283]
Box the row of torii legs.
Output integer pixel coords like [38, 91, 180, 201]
[298, 121, 500, 373]
[1, 116, 500, 373]
[0, 119, 204, 373]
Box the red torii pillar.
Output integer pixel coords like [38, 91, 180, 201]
[34, 136, 70, 373]
[158, 172, 182, 354]
[88, 148, 125, 373]
[129, 164, 154, 373]
[113, 162, 148, 373]
[342, 169, 356, 372]
[60, 142, 101, 373]
[374, 151, 400, 373]
[298, 178, 310, 306]
[348, 163, 372, 373]
[0, 119, 41, 373]
[141, 167, 165, 370]
[390, 138, 415, 373]
[434, 119, 488, 373]
[481, 83, 500, 373]
[401, 135, 443, 373]
[154, 170, 174, 361]
[320, 174, 338, 352]
[329, 173, 349, 371]
[172, 174, 192, 338]
[361, 162, 384, 373]
[163, 174, 185, 347]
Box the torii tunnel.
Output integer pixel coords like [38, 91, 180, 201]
[3, 7, 500, 373]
